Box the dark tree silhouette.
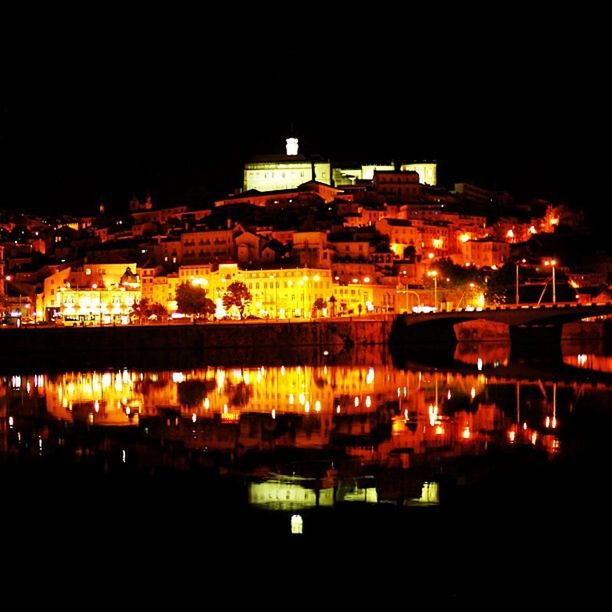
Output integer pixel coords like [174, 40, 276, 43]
[176, 282, 215, 318]
[222, 282, 252, 319]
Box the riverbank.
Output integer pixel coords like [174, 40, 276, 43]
[0, 317, 391, 371]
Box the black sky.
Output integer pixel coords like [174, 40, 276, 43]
[1, 5, 608, 217]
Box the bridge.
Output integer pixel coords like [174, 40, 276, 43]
[389, 302, 612, 348]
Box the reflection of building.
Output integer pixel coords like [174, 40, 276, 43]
[4, 363, 584, 493]
[249, 481, 334, 510]
[45, 371, 142, 426]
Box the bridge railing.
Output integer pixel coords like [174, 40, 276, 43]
[402, 301, 612, 315]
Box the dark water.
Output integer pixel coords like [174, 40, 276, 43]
[2, 342, 611, 603]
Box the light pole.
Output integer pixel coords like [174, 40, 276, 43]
[427, 270, 438, 310]
[515, 258, 526, 306]
[544, 259, 557, 304]
[92, 283, 101, 325]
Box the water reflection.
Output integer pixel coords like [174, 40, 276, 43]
[4, 346, 610, 510]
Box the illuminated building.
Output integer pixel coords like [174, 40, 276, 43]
[333, 162, 438, 188]
[375, 219, 420, 256]
[333, 163, 395, 185]
[373, 170, 422, 201]
[399, 162, 437, 186]
[178, 263, 333, 319]
[460, 238, 510, 268]
[54, 285, 139, 325]
[215, 181, 342, 208]
[181, 226, 242, 264]
[39, 262, 140, 324]
[243, 138, 331, 192]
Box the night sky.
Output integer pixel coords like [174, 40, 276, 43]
[1, 5, 608, 218]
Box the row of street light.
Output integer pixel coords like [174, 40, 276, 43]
[516, 258, 558, 306]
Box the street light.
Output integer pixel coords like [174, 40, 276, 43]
[92, 283, 102, 325]
[515, 258, 526, 306]
[427, 270, 438, 310]
[544, 259, 557, 304]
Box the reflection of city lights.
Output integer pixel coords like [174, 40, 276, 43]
[447, 389, 451, 400]
[435, 425, 445, 435]
[470, 387, 476, 399]
[365, 395, 371, 408]
[428, 404, 438, 426]
[366, 368, 375, 385]
[304, 401, 310, 413]
[315, 400, 321, 412]
[462, 426, 471, 439]
[392, 418, 405, 434]
[404, 409, 408, 419]
[271, 409, 276, 420]
[531, 432, 538, 445]
[291, 514, 303, 535]
[354, 396, 360, 408]
[336, 405, 340, 414]
[508, 430, 516, 443]
[8, 416, 14, 427]
[192, 413, 197, 423]
[477, 358, 483, 371]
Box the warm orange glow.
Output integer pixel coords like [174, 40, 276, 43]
[435, 425, 445, 435]
[392, 417, 405, 434]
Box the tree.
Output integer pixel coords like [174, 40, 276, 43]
[222, 281, 252, 319]
[130, 298, 151, 324]
[403, 245, 416, 262]
[130, 299, 169, 323]
[176, 282, 216, 318]
[149, 302, 168, 321]
[312, 297, 327, 318]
